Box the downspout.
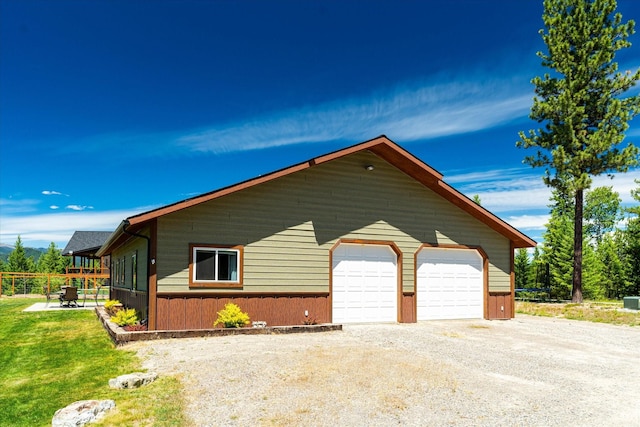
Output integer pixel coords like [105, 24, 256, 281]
[122, 219, 151, 323]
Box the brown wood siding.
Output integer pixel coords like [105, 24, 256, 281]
[487, 293, 513, 320]
[401, 293, 416, 323]
[155, 151, 513, 299]
[155, 293, 330, 330]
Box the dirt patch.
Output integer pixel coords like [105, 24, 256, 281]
[131, 316, 640, 426]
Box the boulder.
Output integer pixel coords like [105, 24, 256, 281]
[108, 372, 158, 389]
[52, 399, 115, 427]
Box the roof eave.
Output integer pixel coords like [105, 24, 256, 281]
[96, 221, 128, 257]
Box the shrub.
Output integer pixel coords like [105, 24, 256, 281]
[104, 299, 123, 316]
[111, 308, 138, 327]
[213, 303, 250, 328]
[104, 299, 121, 310]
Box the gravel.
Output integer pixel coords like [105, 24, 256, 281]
[131, 315, 640, 426]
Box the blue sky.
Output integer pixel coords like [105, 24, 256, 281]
[2, 0, 640, 249]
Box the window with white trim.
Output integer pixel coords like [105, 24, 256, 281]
[189, 244, 242, 287]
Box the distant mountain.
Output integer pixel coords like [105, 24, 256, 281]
[0, 245, 13, 261]
[0, 246, 47, 264]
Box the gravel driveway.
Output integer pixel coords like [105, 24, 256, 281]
[131, 316, 640, 426]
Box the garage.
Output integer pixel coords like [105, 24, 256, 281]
[332, 243, 398, 323]
[416, 247, 484, 320]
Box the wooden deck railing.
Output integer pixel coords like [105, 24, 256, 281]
[0, 271, 110, 297]
[65, 266, 110, 275]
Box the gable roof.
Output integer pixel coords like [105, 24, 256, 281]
[62, 231, 113, 257]
[98, 135, 535, 255]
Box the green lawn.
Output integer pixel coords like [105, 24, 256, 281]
[0, 298, 188, 426]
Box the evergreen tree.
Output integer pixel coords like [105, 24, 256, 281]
[514, 248, 531, 290]
[7, 236, 35, 273]
[629, 179, 640, 216]
[582, 241, 605, 299]
[596, 232, 628, 298]
[37, 242, 67, 274]
[530, 246, 547, 288]
[584, 186, 622, 244]
[517, 0, 640, 303]
[622, 179, 640, 296]
[542, 206, 574, 300]
[543, 190, 613, 300]
[622, 217, 640, 296]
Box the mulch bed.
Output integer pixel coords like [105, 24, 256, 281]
[94, 307, 342, 345]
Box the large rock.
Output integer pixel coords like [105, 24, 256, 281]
[52, 400, 115, 427]
[108, 372, 158, 389]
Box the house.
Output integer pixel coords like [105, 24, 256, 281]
[58, 231, 112, 291]
[96, 136, 535, 330]
[62, 231, 112, 273]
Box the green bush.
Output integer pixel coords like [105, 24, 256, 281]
[112, 308, 138, 327]
[213, 302, 250, 328]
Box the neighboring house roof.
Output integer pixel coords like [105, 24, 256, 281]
[62, 231, 113, 257]
[98, 135, 535, 256]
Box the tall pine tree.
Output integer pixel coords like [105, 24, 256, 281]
[515, 248, 532, 290]
[7, 236, 35, 273]
[596, 232, 628, 298]
[543, 203, 575, 300]
[37, 242, 67, 274]
[622, 179, 640, 296]
[517, 0, 640, 302]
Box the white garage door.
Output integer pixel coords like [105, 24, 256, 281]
[416, 247, 484, 320]
[332, 244, 398, 323]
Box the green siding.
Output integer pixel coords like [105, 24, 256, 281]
[111, 228, 149, 292]
[156, 151, 512, 293]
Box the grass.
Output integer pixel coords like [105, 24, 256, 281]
[0, 297, 189, 427]
[516, 300, 640, 326]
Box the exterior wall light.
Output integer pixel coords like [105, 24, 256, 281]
[365, 165, 375, 171]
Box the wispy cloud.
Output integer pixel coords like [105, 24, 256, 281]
[47, 71, 533, 158]
[42, 190, 68, 196]
[0, 208, 146, 248]
[175, 78, 531, 154]
[0, 198, 40, 214]
[50, 205, 59, 210]
[447, 166, 640, 243]
[66, 205, 94, 211]
[504, 214, 550, 231]
[450, 167, 640, 215]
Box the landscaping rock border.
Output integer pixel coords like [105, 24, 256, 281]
[95, 307, 342, 345]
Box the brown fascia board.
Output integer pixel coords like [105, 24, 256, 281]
[105, 135, 534, 251]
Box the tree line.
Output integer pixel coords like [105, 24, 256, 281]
[0, 236, 70, 275]
[515, 181, 640, 300]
